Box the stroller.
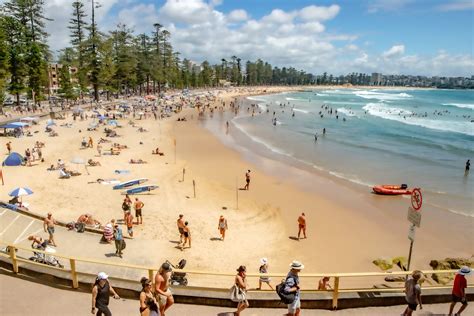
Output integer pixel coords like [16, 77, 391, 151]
[29, 245, 64, 268]
[166, 259, 188, 286]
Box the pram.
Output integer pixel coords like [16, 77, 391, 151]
[166, 259, 187, 286]
[29, 245, 64, 268]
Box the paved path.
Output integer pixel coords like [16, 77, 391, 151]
[0, 270, 455, 316]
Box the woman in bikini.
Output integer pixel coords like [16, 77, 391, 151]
[218, 215, 228, 241]
[139, 277, 159, 316]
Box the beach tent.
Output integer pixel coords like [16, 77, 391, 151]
[20, 117, 39, 125]
[3, 152, 24, 166]
[0, 122, 28, 129]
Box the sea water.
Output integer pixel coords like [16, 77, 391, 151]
[220, 89, 473, 217]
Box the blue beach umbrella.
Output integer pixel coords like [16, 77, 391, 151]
[8, 187, 33, 197]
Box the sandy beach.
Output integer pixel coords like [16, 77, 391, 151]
[0, 86, 472, 288]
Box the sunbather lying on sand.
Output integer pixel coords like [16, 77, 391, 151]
[98, 138, 110, 144]
[129, 159, 147, 164]
[77, 214, 101, 228]
[137, 127, 148, 132]
[88, 159, 101, 166]
[49, 131, 58, 137]
[35, 141, 45, 148]
[152, 148, 164, 156]
[110, 148, 120, 155]
[63, 169, 81, 176]
[113, 143, 128, 149]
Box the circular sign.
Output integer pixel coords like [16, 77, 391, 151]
[411, 188, 422, 211]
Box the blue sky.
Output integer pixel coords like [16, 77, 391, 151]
[36, 0, 474, 76]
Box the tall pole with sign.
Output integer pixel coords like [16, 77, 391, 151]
[407, 188, 422, 271]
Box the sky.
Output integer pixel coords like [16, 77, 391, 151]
[10, 0, 474, 76]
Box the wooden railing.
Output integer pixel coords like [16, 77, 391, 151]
[0, 241, 470, 309]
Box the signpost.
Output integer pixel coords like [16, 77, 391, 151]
[407, 188, 422, 271]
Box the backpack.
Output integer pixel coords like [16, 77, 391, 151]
[276, 276, 296, 304]
[76, 222, 86, 233]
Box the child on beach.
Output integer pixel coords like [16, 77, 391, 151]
[179, 221, 191, 251]
[218, 215, 228, 241]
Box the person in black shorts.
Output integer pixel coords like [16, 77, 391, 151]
[244, 170, 251, 190]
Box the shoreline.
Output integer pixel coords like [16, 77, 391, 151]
[0, 86, 471, 280]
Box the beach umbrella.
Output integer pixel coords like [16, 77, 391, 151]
[9, 187, 33, 197]
[71, 157, 89, 175]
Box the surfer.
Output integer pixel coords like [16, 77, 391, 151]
[465, 159, 470, 175]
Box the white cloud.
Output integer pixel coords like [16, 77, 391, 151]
[382, 45, 405, 58]
[299, 4, 340, 21]
[3, 0, 467, 77]
[436, 0, 474, 11]
[227, 9, 248, 22]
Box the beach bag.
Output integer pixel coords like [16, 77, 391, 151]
[276, 277, 296, 304]
[229, 284, 245, 302]
[121, 239, 126, 250]
[76, 222, 86, 233]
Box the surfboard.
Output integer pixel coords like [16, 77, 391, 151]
[113, 178, 148, 190]
[123, 185, 158, 195]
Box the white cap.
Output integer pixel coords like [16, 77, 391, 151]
[97, 272, 108, 280]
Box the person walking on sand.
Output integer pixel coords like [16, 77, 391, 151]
[6, 141, 11, 154]
[448, 266, 471, 316]
[155, 262, 174, 316]
[244, 170, 251, 190]
[139, 277, 159, 316]
[113, 224, 124, 258]
[257, 258, 274, 290]
[125, 210, 134, 238]
[179, 221, 191, 251]
[234, 265, 249, 315]
[91, 272, 120, 316]
[134, 198, 144, 225]
[285, 261, 304, 316]
[43, 213, 58, 246]
[88, 136, 94, 148]
[97, 143, 102, 156]
[177, 214, 185, 243]
[297, 213, 307, 240]
[465, 159, 470, 174]
[403, 270, 423, 316]
[218, 215, 228, 241]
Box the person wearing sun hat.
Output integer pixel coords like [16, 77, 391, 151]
[257, 258, 274, 290]
[91, 272, 120, 316]
[285, 260, 304, 316]
[449, 266, 472, 316]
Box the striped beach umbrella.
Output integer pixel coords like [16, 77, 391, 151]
[8, 187, 33, 197]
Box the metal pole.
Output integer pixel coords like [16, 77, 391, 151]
[407, 239, 414, 272]
[182, 168, 185, 182]
[193, 180, 196, 198]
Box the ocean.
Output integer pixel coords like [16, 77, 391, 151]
[205, 88, 473, 217]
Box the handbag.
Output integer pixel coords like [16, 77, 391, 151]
[229, 284, 245, 302]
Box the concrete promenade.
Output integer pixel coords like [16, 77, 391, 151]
[0, 270, 454, 316]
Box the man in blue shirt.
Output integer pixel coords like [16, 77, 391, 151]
[114, 224, 124, 258]
[285, 260, 304, 316]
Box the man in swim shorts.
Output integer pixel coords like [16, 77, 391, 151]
[43, 213, 58, 246]
[297, 212, 307, 240]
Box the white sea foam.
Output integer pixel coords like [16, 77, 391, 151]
[247, 96, 267, 102]
[354, 90, 413, 101]
[442, 103, 474, 110]
[293, 108, 310, 114]
[329, 171, 373, 188]
[363, 103, 473, 136]
[336, 107, 358, 117]
[316, 93, 329, 97]
[286, 97, 306, 101]
[232, 120, 291, 156]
